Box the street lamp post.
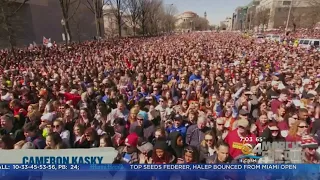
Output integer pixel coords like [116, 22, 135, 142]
[61, 19, 68, 45]
[248, 5, 255, 31]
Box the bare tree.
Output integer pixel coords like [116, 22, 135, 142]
[306, 0, 320, 29]
[71, 5, 89, 43]
[146, 0, 162, 35]
[0, 0, 29, 51]
[83, 0, 108, 37]
[59, 0, 81, 44]
[137, 0, 150, 35]
[161, 4, 177, 33]
[286, 0, 304, 31]
[127, 0, 140, 36]
[255, 8, 270, 31]
[106, 0, 128, 37]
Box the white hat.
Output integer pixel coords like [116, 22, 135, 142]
[278, 82, 285, 90]
[41, 113, 54, 122]
[70, 89, 78, 94]
[1, 93, 11, 101]
[271, 81, 279, 86]
[303, 79, 311, 86]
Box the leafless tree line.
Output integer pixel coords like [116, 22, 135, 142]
[0, 0, 29, 50]
[84, 0, 178, 37]
[0, 0, 178, 50]
[106, 0, 178, 37]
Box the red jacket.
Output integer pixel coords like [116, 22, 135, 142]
[224, 129, 257, 158]
[63, 92, 81, 107]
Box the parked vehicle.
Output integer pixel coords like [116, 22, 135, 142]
[298, 39, 320, 49]
[265, 34, 281, 42]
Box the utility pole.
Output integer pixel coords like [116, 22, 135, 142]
[285, 0, 293, 31]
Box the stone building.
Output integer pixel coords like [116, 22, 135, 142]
[175, 11, 199, 31]
[0, 0, 97, 48]
[256, 0, 317, 30]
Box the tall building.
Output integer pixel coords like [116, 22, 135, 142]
[245, 0, 261, 30]
[232, 6, 248, 31]
[0, 0, 97, 48]
[255, 0, 316, 30]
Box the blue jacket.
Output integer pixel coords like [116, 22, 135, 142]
[189, 74, 201, 82]
[166, 125, 187, 139]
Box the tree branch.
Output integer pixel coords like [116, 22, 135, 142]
[84, 0, 95, 14]
[8, 0, 29, 17]
[66, 0, 81, 22]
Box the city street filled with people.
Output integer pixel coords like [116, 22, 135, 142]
[0, 31, 320, 167]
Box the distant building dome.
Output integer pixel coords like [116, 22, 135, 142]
[179, 11, 198, 19]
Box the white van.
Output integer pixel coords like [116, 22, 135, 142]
[265, 34, 281, 42]
[298, 39, 320, 49]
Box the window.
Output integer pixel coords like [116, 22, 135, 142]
[314, 41, 320, 46]
[303, 40, 310, 45]
[283, 1, 291, 5]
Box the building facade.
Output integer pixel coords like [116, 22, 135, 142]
[232, 6, 248, 31]
[256, 0, 316, 30]
[103, 5, 134, 37]
[220, 17, 232, 30]
[0, 0, 97, 48]
[175, 11, 199, 31]
[245, 0, 261, 30]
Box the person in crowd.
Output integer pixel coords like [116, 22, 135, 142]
[45, 132, 66, 149]
[261, 122, 285, 142]
[74, 127, 99, 148]
[0, 114, 25, 142]
[166, 114, 187, 138]
[152, 140, 175, 164]
[206, 141, 233, 164]
[108, 100, 130, 126]
[0, 134, 14, 149]
[99, 134, 113, 147]
[113, 133, 139, 164]
[168, 131, 184, 160]
[23, 122, 46, 149]
[52, 118, 70, 148]
[224, 118, 257, 158]
[301, 135, 320, 163]
[186, 116, 209, 149]
[214, 117, 229, 140]
[177, 146, 199, 164]
[199, 131, 217, 162]
[72, 124, 85, 147]
[286, 120, 309, 142]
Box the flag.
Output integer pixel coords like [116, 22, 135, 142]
[124, 57, 132, 69]
[43, 37, 51, 46]
[28, 44, 34, 50]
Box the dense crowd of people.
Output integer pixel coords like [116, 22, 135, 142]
[0, 31, 320, 170]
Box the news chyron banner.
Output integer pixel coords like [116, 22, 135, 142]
[0, 148, 318, 180]
[0, 148, 120, 180]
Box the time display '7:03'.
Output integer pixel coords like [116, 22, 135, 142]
[240, 137, 265, 143]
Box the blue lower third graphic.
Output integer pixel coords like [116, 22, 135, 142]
[0, 164, 318, 180]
